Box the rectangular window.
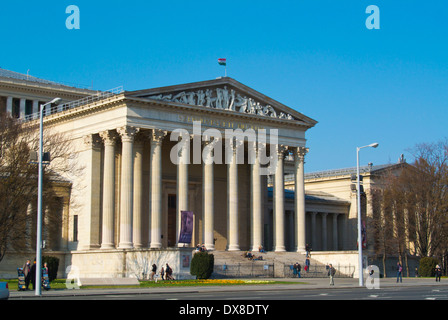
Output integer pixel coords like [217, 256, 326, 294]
[73, 215, 78, 242]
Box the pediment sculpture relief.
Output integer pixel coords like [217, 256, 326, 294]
[148, 86, 295, 120]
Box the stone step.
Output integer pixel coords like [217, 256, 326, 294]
[210, 250, 313, 266]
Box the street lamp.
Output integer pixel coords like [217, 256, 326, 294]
[35, 97, 60, 296]
[356, 142, 378, 287]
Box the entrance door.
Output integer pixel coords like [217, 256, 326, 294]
[167, 194, 177, 247]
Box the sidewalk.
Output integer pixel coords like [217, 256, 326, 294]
[8, 277, 445, 299]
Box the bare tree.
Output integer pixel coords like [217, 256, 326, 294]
[404, 140, 448, 258]
[0, 112, 81, 262]
[371, 139, 448, 276]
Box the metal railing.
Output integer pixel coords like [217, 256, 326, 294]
[284, 264, 356, 278]
[213, 263, 274, 278]
[22, 86, 124, 122]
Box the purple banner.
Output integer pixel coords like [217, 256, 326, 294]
[179, 211, 193, 243]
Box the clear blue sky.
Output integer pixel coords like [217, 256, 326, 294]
[1, 0, 447, 173]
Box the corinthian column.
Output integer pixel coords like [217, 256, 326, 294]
[227, 139, 240, 251]
[274, 145, 287, 252]
[176, 140, 189, 246]
[294, 147, 308, 253]
[250, 143, 264, 251]
[149, 129, 167, 249]
[117, 126, 139, 249]
[133, 136, 144, 248]
[203, 139, 215, 250]
[99, 130, 117, 249]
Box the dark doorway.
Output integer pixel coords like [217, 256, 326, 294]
[168, 194, 176, 247]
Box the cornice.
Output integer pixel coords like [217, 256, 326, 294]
[0, 79, 96, 100]
[125, 95, 315, 130]
[23, 92, 313, 134]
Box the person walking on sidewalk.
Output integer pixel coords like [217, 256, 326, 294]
[22, 260, 32, 290]
[435, 265, 442, 282]
[396, 262, 403, 283]
[327, 264, 336, 286]
[150, 264, 157, 280]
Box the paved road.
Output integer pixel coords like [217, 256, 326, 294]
[44, 285, 446, 301]
[8, 277, 447, 300]
[6, 278, 445, 317]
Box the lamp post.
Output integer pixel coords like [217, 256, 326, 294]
[35, 97, 60, 296]
[356, 142, 378, 287]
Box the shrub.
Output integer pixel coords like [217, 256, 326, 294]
[190, 252, 214, 279]
[418, 257, 438, 277]
[42, 256, 59, 282]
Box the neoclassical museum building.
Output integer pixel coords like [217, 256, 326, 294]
[1, 68, 383, 279]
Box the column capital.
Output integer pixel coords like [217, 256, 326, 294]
[202, 134, 222, 146]
[117, 126, 139, 142]
[276, 144, 289, 158]
[99, 130, 118, 146]
[84, 134, 102, 149]
[226, 137, 244, 152]
[294, 146, 309, 161]
[150, 129, 167, 145]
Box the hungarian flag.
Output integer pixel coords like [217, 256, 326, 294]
[218, 58, 226, 66]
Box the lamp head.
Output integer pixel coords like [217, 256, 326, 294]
[49, 97, 61, 104]
[369, 143, 379, 148]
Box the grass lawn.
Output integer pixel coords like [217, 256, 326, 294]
[2, 278, 300, 291]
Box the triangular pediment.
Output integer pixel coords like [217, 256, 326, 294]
[128, 77, 317, 127]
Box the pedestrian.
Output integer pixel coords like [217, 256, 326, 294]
[160, 266, 165, 280]
[43, 262, 49, 274]
[22, 259, 32, 290]
[435, 265, 442, 282]
[151, 263, 157, 280]
[396, 262, 403, 283]
[328, 264, 336, 286]
[166, 263, 174, 280]
[296, 263, 301, 278]
[305, 244, 311, 257]
[30, 259, 36, 290]
[305, 256, 310, 272]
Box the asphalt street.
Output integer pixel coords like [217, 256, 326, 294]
[5, 278, 445, 318]
[7, 277, 447, 300]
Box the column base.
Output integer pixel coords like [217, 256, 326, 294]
[150, 243, 162, 249]
[295, 246, 306, 253]
[274, 246, 286, 252]
[118, 243, 134, 249]
[100, 243, 115, 250]
[227, 245, 240, 251]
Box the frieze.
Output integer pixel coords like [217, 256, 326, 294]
[148, 86, 295, 120]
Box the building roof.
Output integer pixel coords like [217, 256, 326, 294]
[0, 67, 94, 91]
[302, 161, 407, 180]
[267, 187, 350, 205]
[0, 68, 63, 86]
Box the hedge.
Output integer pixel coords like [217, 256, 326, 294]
[190, 252, 214, 279]
[418, 257, 438, 277]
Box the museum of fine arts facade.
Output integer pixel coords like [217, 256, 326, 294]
[1, 68, 373, 279]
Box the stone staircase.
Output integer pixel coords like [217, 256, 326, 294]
[212, 250, 306, 265]
[210, 250, 328, 278]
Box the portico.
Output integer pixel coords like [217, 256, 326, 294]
[47, 78, 316, 256]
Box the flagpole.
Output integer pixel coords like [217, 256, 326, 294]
[218, 58, 227, 77]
